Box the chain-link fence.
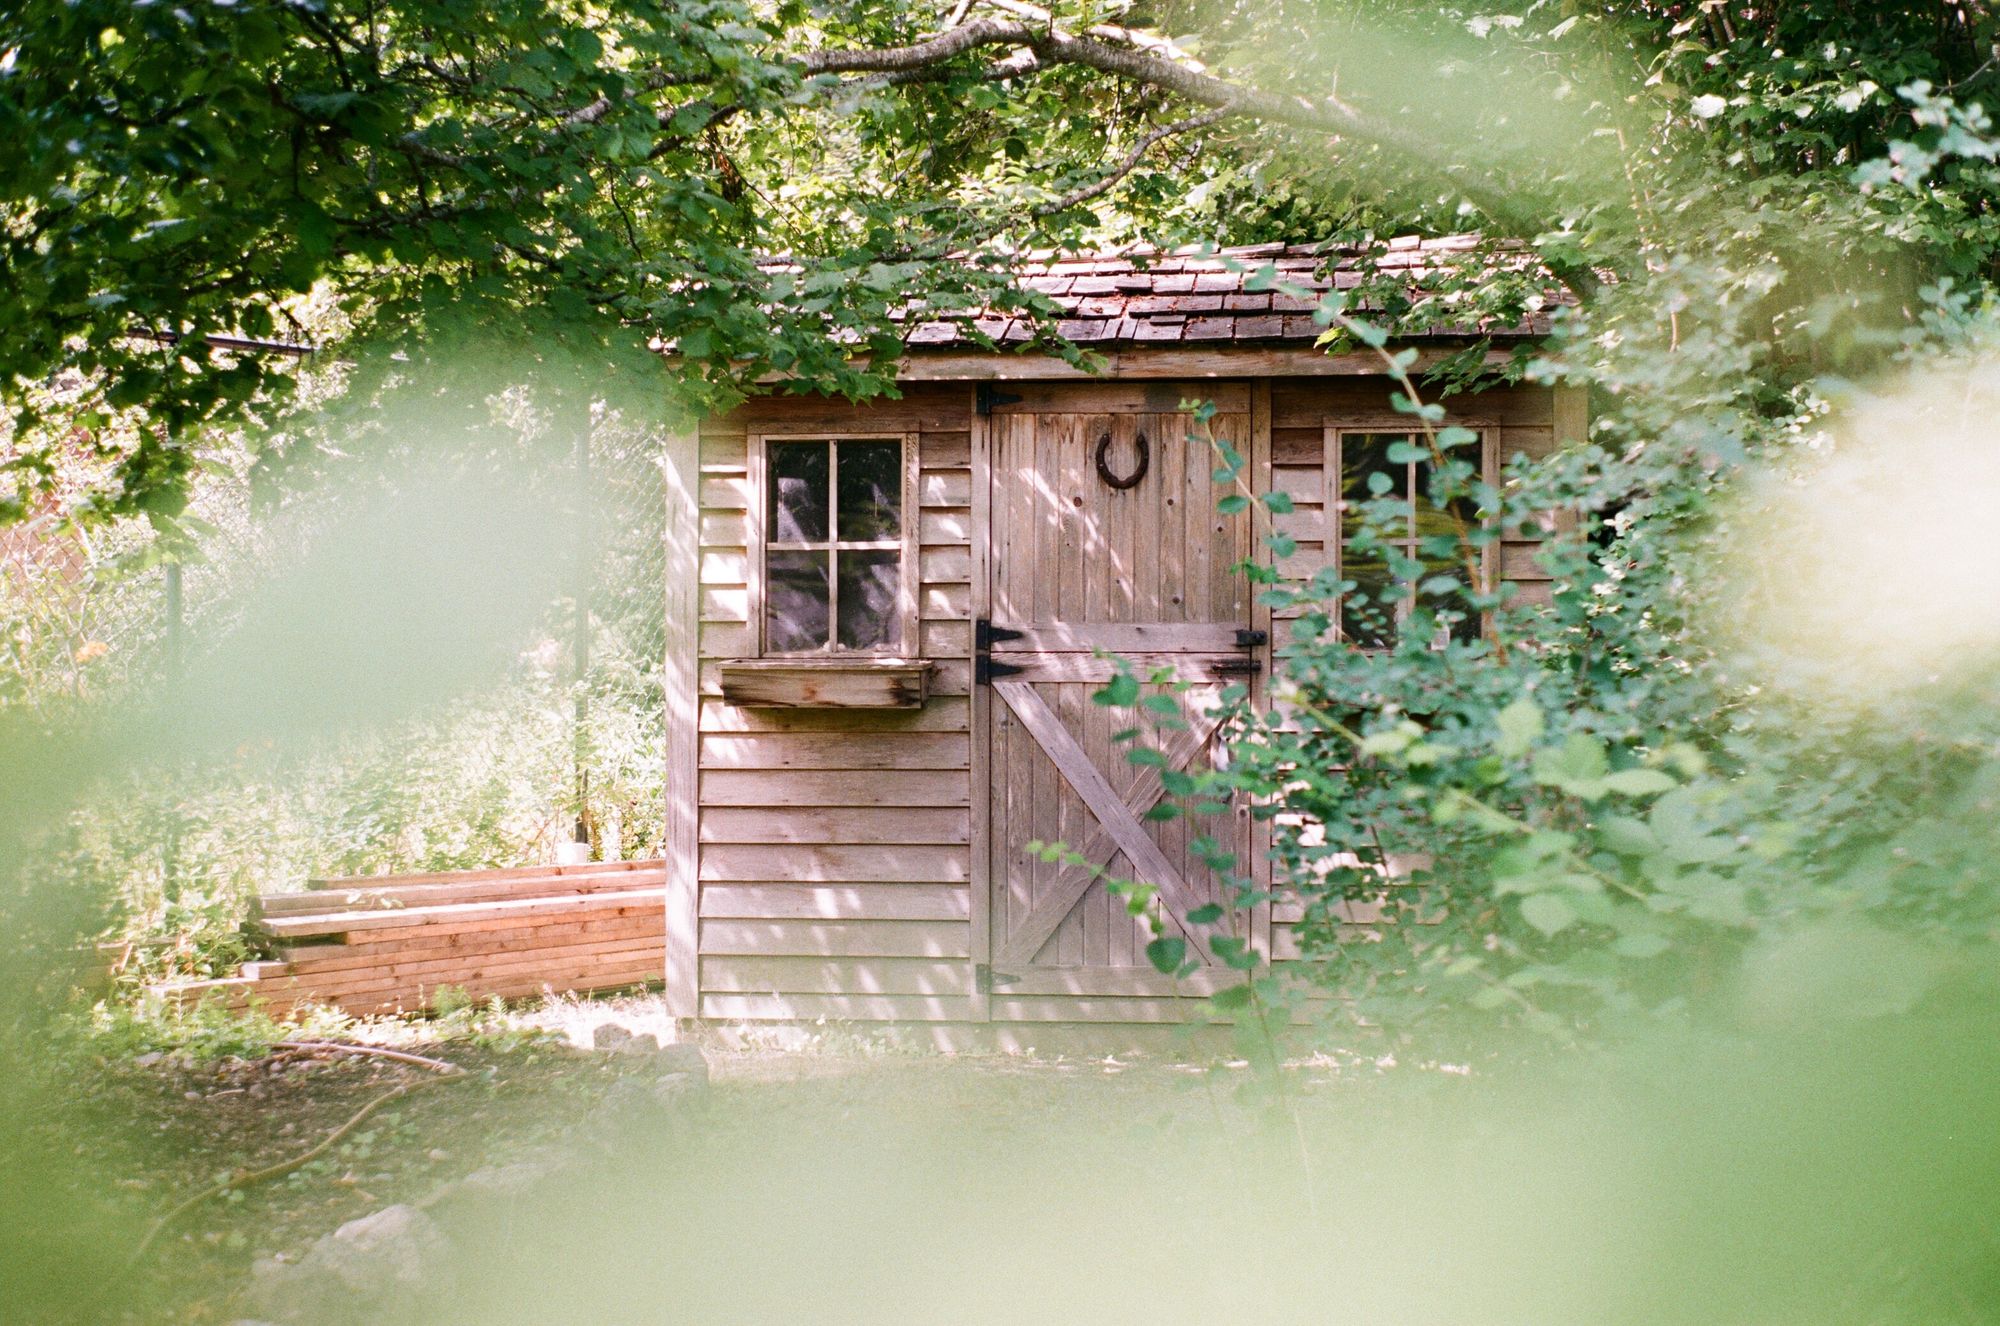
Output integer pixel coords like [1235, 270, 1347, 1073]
[4, 395, 673, 975]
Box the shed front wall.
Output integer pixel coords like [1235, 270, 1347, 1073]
[681, 375, 1575, 1025]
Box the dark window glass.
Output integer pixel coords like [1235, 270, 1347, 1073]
[1341, 433, 1406, 508]
[837, 441, 902, 542]
[1339, 431, 1482, 646]
[769, 442, 830, 543]
[836, 551, 902, 650]
[766, 551, 831, 652]
[1339, 550, 1397, 649]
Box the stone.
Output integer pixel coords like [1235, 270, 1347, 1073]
[590, 1022, 635, 1050]
[651, 1041, 709, 1084]
[244, 1204, 454, 1325]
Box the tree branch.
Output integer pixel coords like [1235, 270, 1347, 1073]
[798, 14, 1595, 296]
[1033, 107, 1230, 216]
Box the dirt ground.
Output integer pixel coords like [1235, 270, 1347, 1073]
[39, 992, 1381, 1325]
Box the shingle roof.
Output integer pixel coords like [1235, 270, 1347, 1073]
[898, 238, 1563, 349]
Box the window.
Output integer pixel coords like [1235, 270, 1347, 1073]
[1334, 429, 1488, 647]
[754, 435, 916, 655]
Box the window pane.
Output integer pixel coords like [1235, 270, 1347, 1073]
[837, 441, 902, 542]
[1340, 549, 1398, 648]
[836, 550, 901, 650]
[767, 551, 831, 651]
[1341, 434, 1408, 506]
[769, 442, 829, 543]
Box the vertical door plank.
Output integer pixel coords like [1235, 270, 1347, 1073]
[664, 424, 701, 1017]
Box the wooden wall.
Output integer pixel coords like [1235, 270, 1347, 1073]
[679, 374, 1581, 1024]
[691, 384, 979, 1022]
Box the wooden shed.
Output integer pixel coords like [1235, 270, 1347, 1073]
[657, 240, 1582, 1028]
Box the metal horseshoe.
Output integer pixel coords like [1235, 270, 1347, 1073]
[1095, 429, 1149, 490]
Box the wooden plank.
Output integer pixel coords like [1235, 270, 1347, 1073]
[920, 618, 971, 656]
[1501, 542, 1552, 581]
[991, 707, 1220, 969]
[699, 510, 748, 545]
[922, 582, 972, 619]
[987, 622, 1245, 652]
[1553, 384, 1588, 448]
[700, 955, 974, 996]
[920, 471, 971, 507]
[699, 436, 746, 469]
[992, 681, 1217, 965]
[996, 967, 1248, 997]
[989, 995, 1228, 1024]
[282, 914, 664, 974]
[258, 866, 664, 915]
[699, 548, 749, 585]
[699, 621, 756, 657]
[259, 887, 667, 938]
[699, 883, 970, 921]
[700, 806, 967, 844]
[1273, 464, 1324, 505]
[983, 382, 1250, 414]
[919, 545, 973, 583]
[699, 696, 968, 732]
[702, 587, 750, 622]
[701, 769, 970, 807]
[698, 843, 970, 883]
[968, 386, 994, 1023]
[304, 898, 665, 948]
[277, 933, 665, 990]
[292, 859, 660, 897]
[920, 432, 972, 467]
[919, 508, 972, 543]
[698, 992, 977, 1022]
[698, 919, 971, 958]
[889, 345, 1520, 382]
[664, 423, 702, 1019]
[699, 732, 968, 771]
[713, 383, 969, 435]
[699, 475, 749, 510]
[716, 659, 934, 709]
[990, 652, 1252, 684]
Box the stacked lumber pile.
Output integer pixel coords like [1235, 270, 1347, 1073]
[153, 861, 667, 1017]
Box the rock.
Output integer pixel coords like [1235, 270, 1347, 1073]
[244, 1204, 454, 1325]
[591, 1022, 635, 1050]
[651, 1041, 709, 1084]
[606, 1032, 662, 1055]
[132, 1051, 164, 1068]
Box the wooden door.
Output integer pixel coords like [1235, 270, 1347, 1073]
[981, 395, 1258, 1001]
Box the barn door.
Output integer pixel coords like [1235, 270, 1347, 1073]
[980, 392, 1259, 1002]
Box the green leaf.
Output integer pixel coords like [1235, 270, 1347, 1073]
[1217, 494, 1249, 514]
[1612, 932, 1670, 959]
[1185, 903, 1224, 925]
[1260, 490, 1295, 514]
[1495, 697, 1544, 758]
[1601, 768, 1678, 797]
[1521, 893, 1577, 936]
[1095, 672, 1140, 707]
[1145, 936, 1187, 974]
[1386, 440, 1429, 463]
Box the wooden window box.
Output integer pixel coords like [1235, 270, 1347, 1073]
[717, 658, 935, 710]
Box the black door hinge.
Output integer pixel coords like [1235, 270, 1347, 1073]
[976, 656, 1026, 684]
[1234, 628, 1269, 648]
[975, 382, 1024, 416]
[1214, 658, 1264, 676]
[976, 618, 1027, 650]
[975, 964, 1021, 994]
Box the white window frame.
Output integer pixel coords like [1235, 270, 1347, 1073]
[1326, 423, 1498, 646]
[748, 432, 920, 658]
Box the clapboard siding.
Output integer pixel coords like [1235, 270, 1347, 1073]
[694, 391, 977, 1016]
